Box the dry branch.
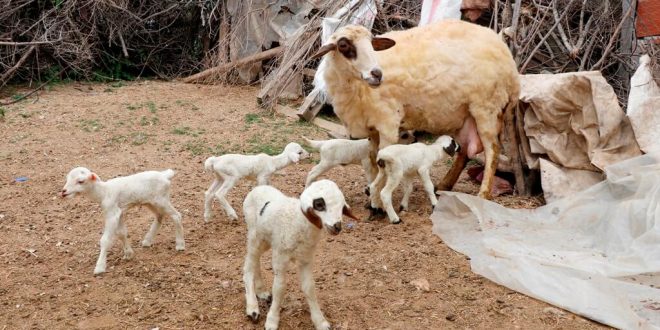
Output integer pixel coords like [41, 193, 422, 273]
[182, 46, 283, 83]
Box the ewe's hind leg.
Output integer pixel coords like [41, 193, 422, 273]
[473, 108, 502, 200]
[305, 161, 333, 187]
[203, 177, 222, 222]
[116, 217, 134, 260]
[95, 207, 121, 275]
[299, 261, 330, 330]
[142, 205, 163, 247]
[215, 177, 239, 220]
[265, 253, 290, 330]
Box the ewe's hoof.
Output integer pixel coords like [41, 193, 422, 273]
[175, 243, 186, 251]
[93, 267, 106, 275]
[141, 240, 153, 248]
[247, 311, 260, 323]
[391, 218, 403, 224]
[398, 205, 409, 212]
[364, 187, 370, 196]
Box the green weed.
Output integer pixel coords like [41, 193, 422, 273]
[80, 119, 104, 132]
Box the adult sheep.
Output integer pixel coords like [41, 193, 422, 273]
[311, 19, 519, 201]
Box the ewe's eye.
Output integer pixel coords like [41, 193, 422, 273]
[298, 151, 303, 154]
[77, 180, 85, 184]
[312, 198, 326, 212]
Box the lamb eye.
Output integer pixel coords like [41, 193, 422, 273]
[77, 180, 85, 184]
[312, 198, 326, 212]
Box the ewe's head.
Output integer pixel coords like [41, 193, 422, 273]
[434, 135, 460, 157]
[61, 167, 98, 198]
[312, 25, 395, 87]
[300, 180, 358, 235]
[284, 142, 310, 163]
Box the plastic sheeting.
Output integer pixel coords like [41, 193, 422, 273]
[431, 153, 660, 329]
[628, 54, 660, 154]
[419, 0, 462, 25]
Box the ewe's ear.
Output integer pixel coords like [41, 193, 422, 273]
[372, 37, 395, 51]
[89, 173, 97, 181]
[311, 43, 337, 59]
[342, 205, 358, 220]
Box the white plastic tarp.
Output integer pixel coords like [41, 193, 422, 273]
[628, 54, 660, 154]
[419, 0, 462, 25]
[432, 153, 660, 329]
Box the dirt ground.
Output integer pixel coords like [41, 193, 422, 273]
[0, 81, 608, 329]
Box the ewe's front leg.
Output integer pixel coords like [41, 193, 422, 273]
[436, 148, 467, 194]
[95, 207, 121, 275]
[265, 254, 290, 330]
[299, 262, 330, 330]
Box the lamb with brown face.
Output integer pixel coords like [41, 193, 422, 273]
[311, 20, 520, 206]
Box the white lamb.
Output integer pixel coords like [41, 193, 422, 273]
[369, 135, 459, 224]
[60, 167, 185, 275]
[302, 130, 416, 189]
[242, 180, 357, 330]
[203, 142, 309, 222]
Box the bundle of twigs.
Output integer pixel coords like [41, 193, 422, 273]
[0, 0, 209, 88]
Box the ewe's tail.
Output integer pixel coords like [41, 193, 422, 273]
[162, 169, 176, 180]
[301, 136, 325, 150]
[204, 156, 216, 172]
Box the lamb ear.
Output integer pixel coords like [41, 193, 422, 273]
[89, 173, 97, 181]
[342, 205, 358, 220]
[311, 43, 337, 59]
[372, 37, 395, 51]
[302, 207, 323, 229]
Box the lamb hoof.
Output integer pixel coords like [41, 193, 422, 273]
[141, 240, 152, 248]
[123, 249, 135, 260]
[391, 218, 403, 224]
[93, 267, 106, 275]
[367, 208, 385, 221]
[258, 292, 272, 303]
[398, 205, 407, 212]
[247, 311, 260, 323]
[175, 242, 186, 251]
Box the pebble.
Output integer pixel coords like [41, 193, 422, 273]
[410, 278, 430, 292]
[445, 314, 457, 321]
